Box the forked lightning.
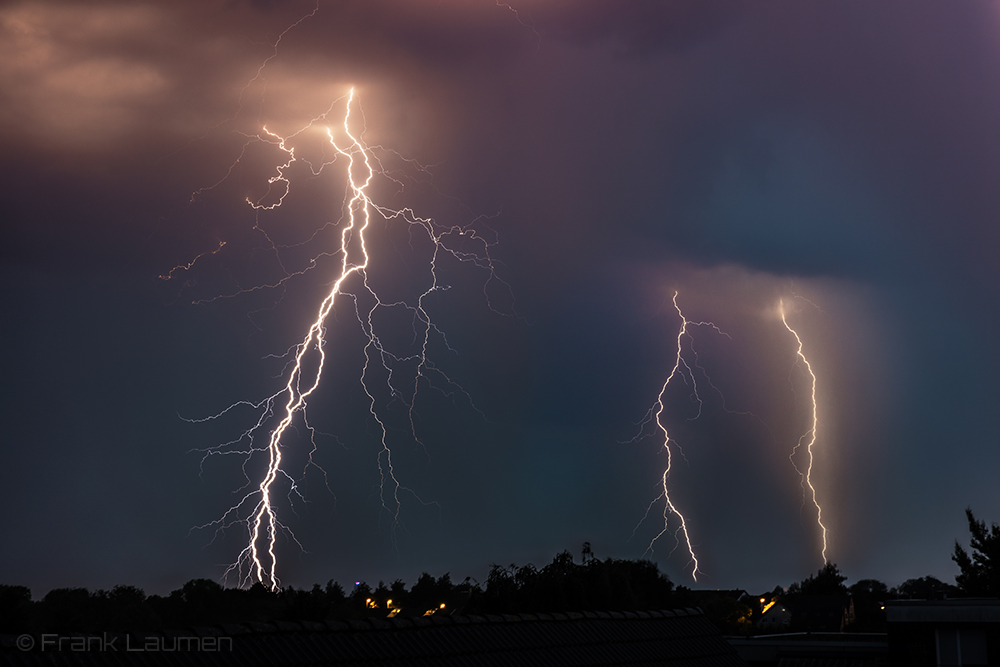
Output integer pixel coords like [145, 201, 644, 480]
[185, 90, 506, 590]
[632, 292, 731, 581]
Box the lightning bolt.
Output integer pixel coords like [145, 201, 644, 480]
[630, 291, 733, 582]
[182, 88, 510, 590]
[779, 299, 829, 563]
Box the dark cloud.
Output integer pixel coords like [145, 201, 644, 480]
[532, 0, 743, 55]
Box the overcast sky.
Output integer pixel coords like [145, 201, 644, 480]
[3, 0, 1000, 597]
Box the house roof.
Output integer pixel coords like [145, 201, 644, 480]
[2, 608, 749, 667]
[777, 595, 853, 633]
[885, 598, 1000, 623]
[689, 590, 750, 601]
[785, 595, 852, 615]
[760, 602, 792, 616]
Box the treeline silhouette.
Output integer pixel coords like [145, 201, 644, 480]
[6, 508, 992, 637]
[753, 562, 961, 634]
[0, 548, 679, 635]
[478, 549, 673, 613]
[0, 551, 975, 636]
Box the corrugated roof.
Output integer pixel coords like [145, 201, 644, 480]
[2, 608, 748, 667]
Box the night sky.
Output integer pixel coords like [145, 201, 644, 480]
[3, 0, 1000, 597]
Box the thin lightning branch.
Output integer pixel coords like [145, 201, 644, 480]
[493, 0, 541, 47]
[159, 241, 226, 281]
[160, 2, 323, 183]
[185, 89, 511, 590]
[779, 299, 829, 563]
[629, 291, 731, 582]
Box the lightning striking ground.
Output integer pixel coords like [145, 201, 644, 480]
[631, 292, 732, 582]
[779, 299, 829, 563]
[181, 89, 508, 590]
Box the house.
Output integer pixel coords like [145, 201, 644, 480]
[728, 631, 888, 667]
[786, 594, 855, 632]
[757, 601, 793, 631]
[886, 598, 1000, 666]
[753, 595, 853, 633]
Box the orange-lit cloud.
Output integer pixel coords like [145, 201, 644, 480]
[0, 4, 169, 146]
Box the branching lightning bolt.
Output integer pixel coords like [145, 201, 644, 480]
[183, 89, 510, 590]
[630, 291, 733, 582]
[779, 299, 829, 563]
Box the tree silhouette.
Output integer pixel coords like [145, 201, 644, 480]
[0, 585, 32, 634]
[953, 507, 1000, 596]
[848, 579, 889, 631]
[39, 588, 95, 633]
[788, 562, 847, 595]
[892, 575, 956, 600]
[477, 551, 673, 613]
[409, 572, 452, 614]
